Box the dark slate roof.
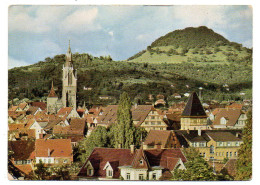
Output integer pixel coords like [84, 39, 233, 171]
[177, 130, 210, 142]
[8, 140, 35, 160]
[182, 92, 207, 117]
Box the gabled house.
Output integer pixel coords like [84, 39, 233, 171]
[77, 147, 186, 180]
[8, 140, 35, 176]
[25, 119, 47, 139]
[132, 105, 168, 131]
[96, 105, 118, 128]
[17, 103, 30, 112]
[212, 108, 247, 129]
[35, 139, 73, 165]
[57, 107, 80, 120]
[143, 130, 181, 149]
[26, 106, 42, 116]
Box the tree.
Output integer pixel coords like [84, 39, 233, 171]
[50, 165, 71, 180]
[235, 110, 252, 180]
[34, 160, 51, 180]
[172, 148, 230, 181]
[79, 126, 109, 162]
[112, 92, 134, 149]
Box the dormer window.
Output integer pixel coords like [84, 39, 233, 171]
[220, 117, 227, 125]
[139, 160, 143, 165]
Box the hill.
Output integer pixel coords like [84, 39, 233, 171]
[127, 26, 252, 64]
[8, 53, 252, 107]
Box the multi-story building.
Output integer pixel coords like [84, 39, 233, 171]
[176, 130, 243, 161]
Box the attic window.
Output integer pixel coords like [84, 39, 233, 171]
[139, 160, 143, 165]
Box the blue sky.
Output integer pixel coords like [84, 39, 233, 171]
[8, 5, 252, 69]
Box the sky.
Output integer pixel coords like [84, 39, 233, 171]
[8, 5, 252, 69]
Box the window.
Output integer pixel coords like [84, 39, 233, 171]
[152, 173, 156, 180]
[139, 160, 143, 165]
[203, 153, 206, 158]
[219, 142, 223, 146]
[235, 152, 237, 156]
[48, 159, 51, 164]
[199, 142, 205, 147]
[108, 170, 113, 177]
[216, 152, 218, 156]
[222, 152, 224, 156]
[88, 169, 92, 176]
[63, 159, 68, 163]
[235, 142, 239, 146]
[157, 122, 161, 125]
[160, 128, 163, 130]
[227, 142, 231, 146]
[145, 121, 149, 125]
[139, 174, 144, 180]
[151, 116, 155, 119]
[226, 152, 229, 157]
[151, 122, 155, 125]
[210, 145, 214, 154]
[230, 152, 232, 157]
[126, 173, 130, 180]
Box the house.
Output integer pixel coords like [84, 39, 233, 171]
[29, 102, 47, 111]
[176, 130, 243, 161]
[17, 103, 30, 112]
[25, 118, 47, 139]
[164, 113, 181, 130]
[8, 140, 35, 176]
[77, 147, 186, 180]
[96, 105, 118, 128]
[26, 106, 41, 115]
[180, 92, 210, 130]
[132, 105, 168, 131]
[143, 130, 181, 149]
[57, 107, 80, 120]
[212, 108, 247, 129]
[35, 139, 73, 165]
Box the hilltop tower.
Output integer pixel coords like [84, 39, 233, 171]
[62, 41, 77, 109]
[180, 92, 209, 130]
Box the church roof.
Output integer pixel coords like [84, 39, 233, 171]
[181, 92, 207, 117]
[48, 82, 57, 98]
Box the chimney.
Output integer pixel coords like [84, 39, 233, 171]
[48, 148, 50, 157]
[130, 145, 135, 154]
[198, 127, 201, 136]
[134, 103, 138, 109]
[118, 144, 121, 149]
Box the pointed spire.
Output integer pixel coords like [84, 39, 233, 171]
[65, 40, 73, 66]
[182, 92, 206, 117]
[48, 81, 57, 98]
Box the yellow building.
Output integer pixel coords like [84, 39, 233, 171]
[180, 92, 210, 130]
[177, 130, 243, 161]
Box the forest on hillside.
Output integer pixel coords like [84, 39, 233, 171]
[8, 52, 252, 107]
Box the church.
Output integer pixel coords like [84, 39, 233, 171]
[47, 42, 77, 114]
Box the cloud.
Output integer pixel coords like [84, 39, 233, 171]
[60, 8, 101, 33]
[8, 56, 30, 69]
[173, 6, 227, 28]
[108, 31, 114, 37]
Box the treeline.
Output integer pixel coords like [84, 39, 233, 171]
[150, 26, 230, 49]
[8, 51, 252, 106]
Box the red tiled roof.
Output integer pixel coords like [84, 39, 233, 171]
[69, 118, 86, 135]
[221, 159, 237, 177]
[226, 103, 243, 110]
[57, 107, 73, 117]
[78, 148, 135, 178]
[35, 139, 73, 158]
[30, 102, 47, 110]
[213, 108, 242, 126]
[78, 147, 187, 179]
[8, 124, 25, 131]
[144, 130, 178, 148]
[9, 106, 18, 112]
[14, 164, 33, 176]
[18, 103, 28, 110]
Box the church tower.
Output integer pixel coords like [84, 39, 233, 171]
[62, 41, 77, 109]
[47, 81, 58, 114]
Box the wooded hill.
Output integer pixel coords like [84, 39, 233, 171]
[8, 26, 252, 107]
[127, 26, 252, 64]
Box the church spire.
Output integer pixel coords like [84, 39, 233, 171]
[48, 81, 57, 97]
[65, 40, 73, 66]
